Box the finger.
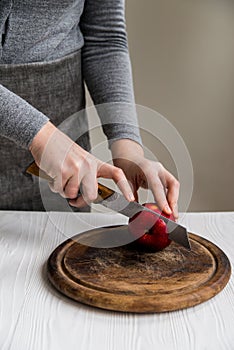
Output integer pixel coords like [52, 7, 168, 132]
[157, 166, 180, 217]
[81, 172, 98, 204]
[167, 191, 179, 219]
[49, 162, 79, 198]
[63, 173, 80, 199]
[97, 162, 135, 202]
[48, 175, 65, 196]
[69, 173, 98, 208]
[69, 179, 98, 209]
[163, 173, 180, 219]
[148, 178, 172, 215]
[130, 181, 139, 202]
[62, 153, 96, 201]
[171, 203, 179, 221]
[69, 195, 88, 208]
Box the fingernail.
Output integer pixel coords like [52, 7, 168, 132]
[165, 205, 172, 214]
[129, 193, 135, 201]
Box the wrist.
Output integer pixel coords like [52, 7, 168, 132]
[111, 139, 144, 161]
[29, 121, 57, 163]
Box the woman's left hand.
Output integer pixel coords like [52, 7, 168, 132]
[111, 139, 180, 220]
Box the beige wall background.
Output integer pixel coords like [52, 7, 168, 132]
[88, 0, 234, 212]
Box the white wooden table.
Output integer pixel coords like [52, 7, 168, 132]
[0, 211, 233, 350]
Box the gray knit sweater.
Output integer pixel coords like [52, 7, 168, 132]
[0, 0, 141, 149]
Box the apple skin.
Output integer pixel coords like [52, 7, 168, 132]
[128, 203, 175, 252]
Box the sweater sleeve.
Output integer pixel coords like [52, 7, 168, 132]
[0, 84, 49, 149]
[80, 0, 142, 147]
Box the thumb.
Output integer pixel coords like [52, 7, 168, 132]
[97, 162, 135, 202]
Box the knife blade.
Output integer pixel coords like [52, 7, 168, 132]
[25, 162, 191, 250]
[95, 184, 191, 251]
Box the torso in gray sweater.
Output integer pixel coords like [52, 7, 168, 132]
[0, 0, 141, 148]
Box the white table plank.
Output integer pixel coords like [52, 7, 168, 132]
[0, 212, 48, 350]
[0, 212, 233, 350]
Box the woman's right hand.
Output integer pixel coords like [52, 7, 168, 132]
[29, 121, 135, 207]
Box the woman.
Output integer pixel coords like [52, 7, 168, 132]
[0, 0, 179, 217]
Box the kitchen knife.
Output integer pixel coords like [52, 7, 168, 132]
[26, 162, 191, 250]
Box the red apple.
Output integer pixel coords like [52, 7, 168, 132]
[128, 203, 175, 252]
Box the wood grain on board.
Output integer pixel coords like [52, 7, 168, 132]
[47, 225, 231, 313]
[1, 212, 234, 350]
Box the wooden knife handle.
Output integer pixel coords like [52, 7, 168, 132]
[25, 162, 114, 202]
[95, 183, 115, 203]
[26, 161, 52, 181]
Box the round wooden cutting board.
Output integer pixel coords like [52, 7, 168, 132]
[47, 225, 231, 313]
